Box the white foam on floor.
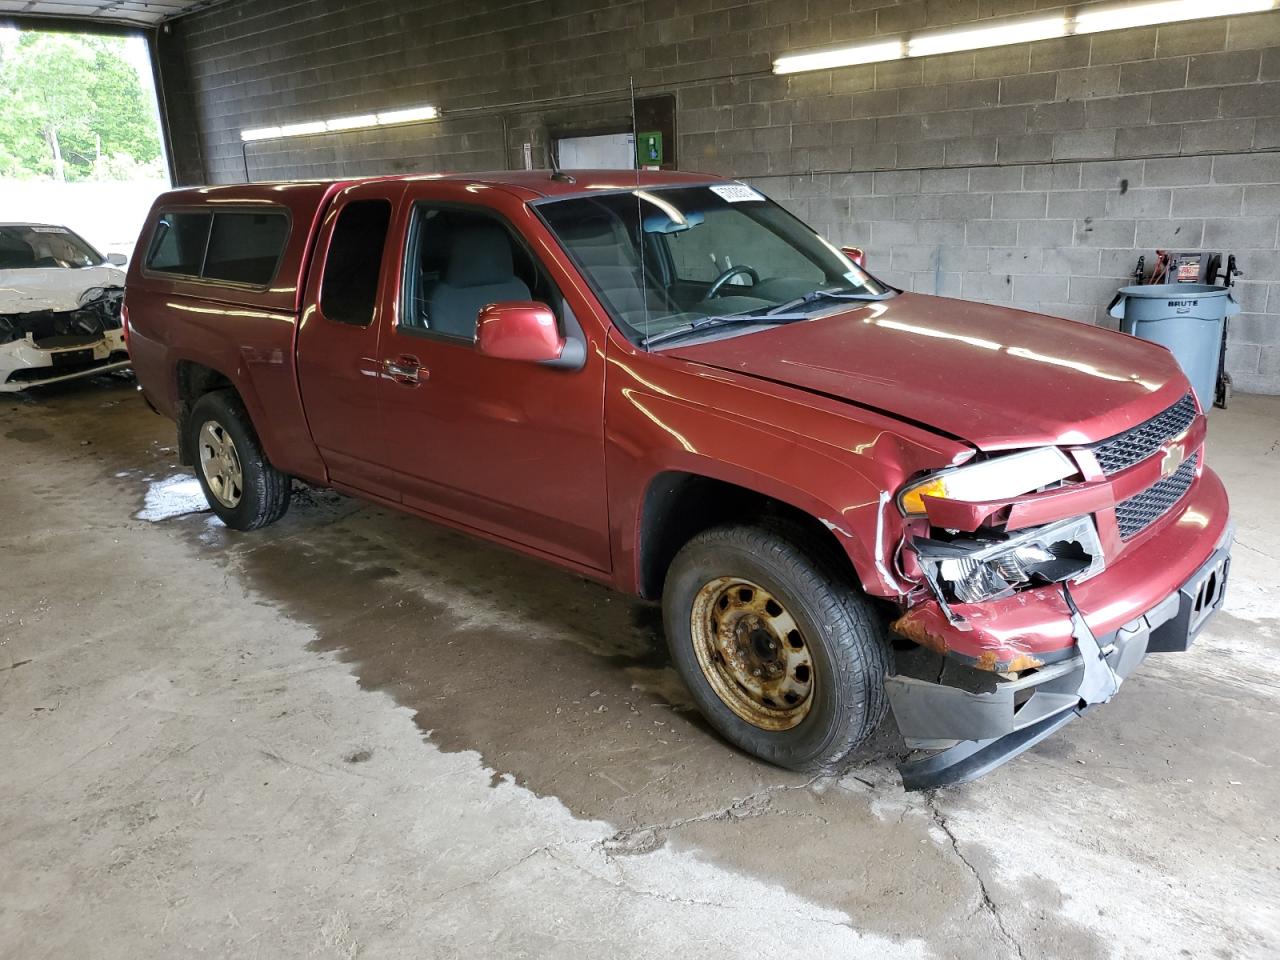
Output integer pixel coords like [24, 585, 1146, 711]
[135, 473, 209, 521]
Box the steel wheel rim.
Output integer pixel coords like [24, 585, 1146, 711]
[690, 576, 815, 731]
[197, 419, 243, 509]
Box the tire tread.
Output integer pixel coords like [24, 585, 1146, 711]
[188, 390, 290, 531]
[665, 522, 891, 773]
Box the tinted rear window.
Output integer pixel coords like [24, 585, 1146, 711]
[145, 208, 289, 286]
[145, 212, 211, 276]
[203, 212, 290, 285]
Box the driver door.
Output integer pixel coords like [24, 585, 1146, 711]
[370, 185, 611, 573]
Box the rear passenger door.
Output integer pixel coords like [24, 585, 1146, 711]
[371, 184, 611, 573]
[296, 181, 403, 499]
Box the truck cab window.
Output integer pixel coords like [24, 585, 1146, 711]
[320, 199, 392, 326]
[402, 204, 558, 340]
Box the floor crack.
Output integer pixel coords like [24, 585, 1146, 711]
[423, 843, 553, 905]
[927, 793, 1027, 960]
[597, 774, 828, 857]
[545, 848, 855, 933]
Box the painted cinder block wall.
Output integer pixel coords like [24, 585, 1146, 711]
[160, 0, 1280, 394]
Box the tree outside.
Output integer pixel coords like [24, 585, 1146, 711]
[0, 28, 165, 182]
[0, 27, 168, 256]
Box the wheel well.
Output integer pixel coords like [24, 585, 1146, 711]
[174, 361, 237, 465]
[637, 472, 861, 600]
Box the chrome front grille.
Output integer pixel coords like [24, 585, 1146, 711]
[1088, 392, 1197, 476]
[1115, 452, 1199, 540]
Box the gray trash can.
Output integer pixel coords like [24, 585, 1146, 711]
[1108, 283, 1239, 408]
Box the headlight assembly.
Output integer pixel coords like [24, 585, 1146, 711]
[897, 447, 1078, 517]
[78, 287, 106, 306]
[912, 515, 1105, 607]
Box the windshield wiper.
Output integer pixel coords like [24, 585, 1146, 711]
[640, 311, 810, 349]
[766, 287, 895, 316]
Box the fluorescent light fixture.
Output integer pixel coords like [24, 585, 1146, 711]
[1075, 0, 1274, 33]
[907, 16, 1066, 57]
[240, 126, 281, 142]
[376, 105, 438, 125]
[240, 103, 439, 142]
[773, 0, 1279, 74]
[325, 113, 378, 131]
[277, 121, 326, 137]
[773, 40, 903, 74]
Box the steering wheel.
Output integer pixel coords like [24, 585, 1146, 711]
[706, 264, 760, 298]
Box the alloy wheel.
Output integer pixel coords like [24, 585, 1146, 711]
[197, 419, 244, 509]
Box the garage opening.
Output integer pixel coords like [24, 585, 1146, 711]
[0, 25, 168, 260]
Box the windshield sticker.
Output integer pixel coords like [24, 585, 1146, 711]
[710, 183, 765, 203]
[30, 226, 70, 233]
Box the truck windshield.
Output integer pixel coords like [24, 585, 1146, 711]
[536, 184, 890, 348]
[0, 225, 105, 270]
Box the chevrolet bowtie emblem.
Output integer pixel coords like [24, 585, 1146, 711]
[1160, 442, 1185, 478]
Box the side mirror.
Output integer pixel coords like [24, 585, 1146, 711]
[106, 253, 128, 266]
[841, 246, 866, 268]
[476, 301, 565, 363]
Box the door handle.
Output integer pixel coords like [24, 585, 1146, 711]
[384, 355, 427, 385]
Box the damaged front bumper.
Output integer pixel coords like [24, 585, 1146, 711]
[887, 521, 1233, 790]
[0, 330, 129, 391]
[1, 290, 130, 392]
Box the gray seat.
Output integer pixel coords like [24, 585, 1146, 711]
[427, 224, 531, 338]
[557, 215, 650, 322]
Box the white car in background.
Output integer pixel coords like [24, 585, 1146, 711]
[0, 223, 131, 392]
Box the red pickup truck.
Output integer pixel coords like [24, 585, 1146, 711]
[124, 171, 1232, 789]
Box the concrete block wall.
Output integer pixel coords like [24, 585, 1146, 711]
[164, 0, 1280, 393]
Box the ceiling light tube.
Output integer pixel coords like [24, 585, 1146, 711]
[240, 104, 439, 142]
[773, 40, 904, 74]
[772, 0, 1279, 74]
[277, 121, 326, 137]
[325, 114, 379, 131]
[376, 105, 439, 125]
[240, 126, 281, 142]
[907, 16, 1066, 57]
[1075, 0, 1274, 32]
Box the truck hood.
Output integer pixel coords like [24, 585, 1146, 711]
[0, 265, 126, 314]
[665, 293, 1190, 451]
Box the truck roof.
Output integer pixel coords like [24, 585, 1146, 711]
[132, 170, 733, 315]
[155, 169, 725, 206]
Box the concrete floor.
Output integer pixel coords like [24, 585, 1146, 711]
[2, 376, 1278, 959]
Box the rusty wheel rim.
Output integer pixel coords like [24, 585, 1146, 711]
[690, 577, 815, 731]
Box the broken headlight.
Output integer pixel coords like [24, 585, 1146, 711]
[913, 515, 1104, 606]
[897, 447, 1077, 516]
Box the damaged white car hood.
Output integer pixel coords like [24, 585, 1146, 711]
[0, 265, 126, 314]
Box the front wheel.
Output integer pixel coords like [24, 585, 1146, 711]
[662, 524, 890, 772]
[186, 390, 290, 530]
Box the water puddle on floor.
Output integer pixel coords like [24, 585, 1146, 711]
[135, 473, 210, 522]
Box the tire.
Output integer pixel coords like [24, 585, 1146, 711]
[186, 389, 290, 530]
[662, 523, 890, 773]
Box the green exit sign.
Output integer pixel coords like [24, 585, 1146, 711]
[637, 131, 663, 166]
